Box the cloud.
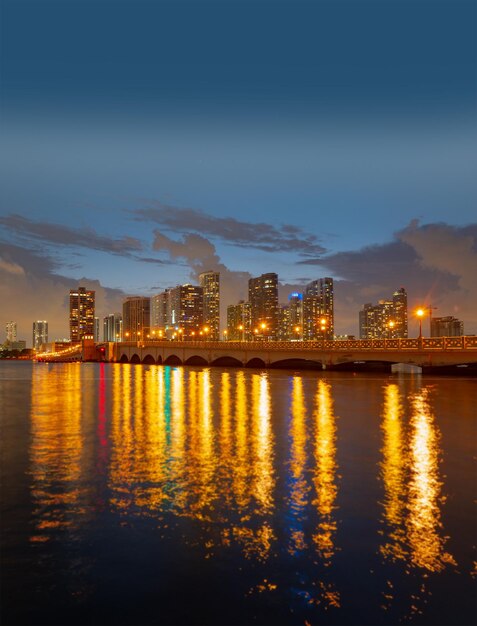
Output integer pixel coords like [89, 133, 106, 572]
[0, 243, 125, 345]
[0, 214, 144, 256]
[307, 221, 477, 335]
[152, 230, 251, 324]
[134, 202, 326, 256]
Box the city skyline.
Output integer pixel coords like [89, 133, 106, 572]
[1, 0, 476, 341]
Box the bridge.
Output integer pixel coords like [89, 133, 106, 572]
[36, 336, 477, 373]
[112, 336, 477, 373]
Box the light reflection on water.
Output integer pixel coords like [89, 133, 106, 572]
[7, 363, 473, 624]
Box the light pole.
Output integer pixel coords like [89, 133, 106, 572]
[238, 324, 244, 342]
[416, 308, 425, 346]
[387, 320, 395, 339]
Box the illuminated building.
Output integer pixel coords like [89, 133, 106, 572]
[430, 316, 464, 337]
[168, 284, 204, 338]
[248, 272, 279, 339]
[199, 271, 220, 340]
[94, 317, 100, 341]
[277, 304, 291, 340]
[69, 287, 95, 341]
[302, 278, 334, 340]
[288, 292, 303, 339]
[103, 313, 123, 342]
[6, 321, 17, 343]
[359, 287, 408, 339]
[392, 288, 408, 338]
[227, 300, 251, 340]
[151, 290, 170, 331]
[32, 321, 48, 350]
[122, 296, 150, 339]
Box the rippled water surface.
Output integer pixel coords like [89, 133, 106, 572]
[1, 362, 476, 625]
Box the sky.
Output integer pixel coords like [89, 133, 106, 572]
[1, 0, 476, 344]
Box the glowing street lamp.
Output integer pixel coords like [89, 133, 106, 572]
[238, 324, 244, 341]
[387, 320, 395, 339]
[319, 317, 328, 339]
[223, 329, 228, 341]
[416, 308, 425, 340]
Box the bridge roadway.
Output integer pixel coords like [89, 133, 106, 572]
[111, 336, 477, 372]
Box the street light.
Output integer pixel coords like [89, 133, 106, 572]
[387, 320, 395, 339]
[223, 329, 228, 341]
[238, 324, 244, 342]
[416, 308, 425, 340]
[294, 325, 301, 341]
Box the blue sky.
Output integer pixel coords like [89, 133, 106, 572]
[1, 0, 476, 341]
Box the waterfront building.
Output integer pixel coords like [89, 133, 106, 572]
[32, 321, 48, 351]
[248, 272, 279, 339]
[94, 317, 100, 341]
[359, 287, 408, 339]
[302, 277, 334, 340]
[69, 287, 95, 341]
[168, 284, 204, 338]
[6, 321, 17, 343]
[392, 287, 408, 338]
[122, 296, 150, 340]
[103, 313, 123, 342]
[151, 290, 170, 332]
[199, 271, 220, 340]
[288, 292, 303, 339]
[431, 316, 464, 337]
[277, 304, 290, 341]
[227, 300, 251, 341]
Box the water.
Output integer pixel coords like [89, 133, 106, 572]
[0, 361, 475, 625]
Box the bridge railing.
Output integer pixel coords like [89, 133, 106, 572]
[119, 336, 477, 351]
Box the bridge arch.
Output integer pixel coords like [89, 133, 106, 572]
[119, 354, 129, 363]
[246, 357, 266, 369]
[185, 355, 208, 366]
[270, 358, 323, 370]
[164, 354, 182, 366]
[142, 354, 156, 365]
[130, 353, 141, 364]
[211, 356, 243, 367]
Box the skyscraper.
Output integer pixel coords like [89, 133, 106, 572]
[33, 321, 48, 350]
[248, 273, 279, 339]
[69, 287, 95, 341]
[122, 297, 150, 339]
[302, 277, 334, 340]
[431, 316, 464, 337]
[359, 288, 408, 339]
[103, 313, 123, 342]
[5, 321, 17, 343]
[227, 300, 251, 341]
[199, 271, 220, 340]
[288, 292, 303, 339]
[169, 284, 204, 338]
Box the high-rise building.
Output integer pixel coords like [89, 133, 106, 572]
[33, 321, 48, 350]
[227, 300, 251, 341]
[94, 317, 100, 342]
[288, 292, 303, 339]
[199, 271, 220, 340]
[431, 316, 464, 337]
[392, 287, 408, 338]
[248, 272, 279, 339]
[151, 290, 170, 331]
[103, 313, 123, 342]
[69, 287, 95, 341]
[359, 288, 408, 339]
[168, 284, 204, 338]
[302, 277, 334, 340]
[6, 321, 17, 343]
[122, 297, 150, 340]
